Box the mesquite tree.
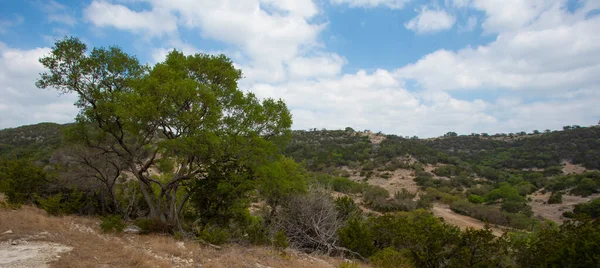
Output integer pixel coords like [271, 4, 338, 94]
[37, 37, 292, 225]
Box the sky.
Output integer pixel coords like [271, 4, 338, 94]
[0, 0, 599, 137]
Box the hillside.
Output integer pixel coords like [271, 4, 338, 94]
[0, 200, 367, 268]
[2, 123, 600, 267]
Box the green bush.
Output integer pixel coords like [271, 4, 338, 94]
[571, 178, 598, 197]
[394, 188, 416, 200]
[334, 196, 361, 219]
[36, 190, 85, 216]
[197, 224, 230, 245]
[468, 194, 484, 204]
[100, 215, 125, 233]
[272, 230, 289, 251]
[572, 198, 600, 219]
[338, 261, 358, 268]
[338, 218, 375, 258]
[548, 191, 563, 204]
[369, 247, 412, 268]
[0, 158, 51, 204]
[245, 217, 270, 245]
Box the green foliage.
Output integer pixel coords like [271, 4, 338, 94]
[272, 230, 289, 251]
[572, 177, 598, 197]
[369, 247, 412, 268]
[451, 199, 540, 230]
[0, 123, 66, 162]
[100, 215, 125, 233]
[197, 224, 230, 245]
[394, 188, 416, 200]
[548, 191, 563, 204]
[572, 198, 600, 219]
[369, 210, 461, 268]
[256, 156, 306, 217]
[36, 190, 84, 216]
[311, 174, 366, 194]
[37, 37, 292, 225]
[515, 220, 600, 267]
[485, 184, 523, 203]
[468, 194, 484, 204]
[0, 158, 51, 204]
[451, 227, 509, 267]
[338, 261, 359, 268]
[338, 218, 375, 257]
[245, 216, 270, 245]
[334, 196, 361, 220]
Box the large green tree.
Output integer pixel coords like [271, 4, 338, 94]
[37, 37, 292, 225]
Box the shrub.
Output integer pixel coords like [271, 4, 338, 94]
[468, 194, 485, 204]
[338, 218, 375, 258]
[394, 188, 416, 200]
[246, 217, 270, 245]
[339, 261, 358, 268]
[36, 190, 85, 216]
[0, 158, 51, 204]
[334, 196, 361, 220]
[571, 178, 598, 197]
[197, 224, 230, 245]
[501, 200, 530, 214]
[547, 191, 563, 204]
[272, 230, 289, 251]
[362, 185, 389, 205]
[572, 198, 600, 219]
[369, 247, 412, 268]
[100, 215, 125, 233]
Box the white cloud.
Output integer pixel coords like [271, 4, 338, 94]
[330, 0, 412, 9]
[397, 6, 600, 91]
[287, 53, 346, 79]
[0, 43, 78, 129]
[472, 0, 558, 33]
[84, 1, 178, 37]
[405, 8, 456, 34]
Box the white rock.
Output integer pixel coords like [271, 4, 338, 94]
[2, 230, 13, 235]
[123, 225, 142, 234]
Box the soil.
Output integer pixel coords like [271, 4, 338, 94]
[529, 190, 600, 223]
[431, 204, 504, 236]
[0, 240, 72, 268]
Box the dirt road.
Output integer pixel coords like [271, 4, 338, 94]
[432, 204, 504, 236]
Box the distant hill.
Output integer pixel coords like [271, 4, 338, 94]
[0, 122, 67, 162]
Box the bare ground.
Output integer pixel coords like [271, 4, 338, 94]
[529, 190, 600, 223]
[0, 205, 370, 268]
[431, 204, 505, 236]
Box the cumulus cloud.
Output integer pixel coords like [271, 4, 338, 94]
[3, 0, 598, 137]
[0, 43, 78, 129]
[396, 5, 600, 91]
[84, 1, 178, 37]
[330, 0, 412, 9]
[405, 7, 456, 34]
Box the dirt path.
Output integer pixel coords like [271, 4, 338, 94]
[432, 204, 504, 236]
[0, 241, 72, 268]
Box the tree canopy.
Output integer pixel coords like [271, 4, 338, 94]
[36, 37, 292, 225]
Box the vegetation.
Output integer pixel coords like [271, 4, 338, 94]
[1, 36, 600, 267]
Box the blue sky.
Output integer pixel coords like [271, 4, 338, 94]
[0, 0, 599, 137]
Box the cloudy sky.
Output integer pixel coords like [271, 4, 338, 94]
[1, 0, 599, 137]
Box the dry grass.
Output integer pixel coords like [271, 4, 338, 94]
[0, 205, 371, 268]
